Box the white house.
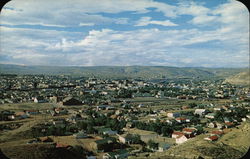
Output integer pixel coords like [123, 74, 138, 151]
[205, 113, 215, 119]
[194, 109, 208, 116]
[176, 135, 188, 144]
[167, 112, 180, 118]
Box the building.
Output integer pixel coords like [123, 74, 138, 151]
[34, 96, 47, 103]
[204, 135, 219, 141]
[172, 131, 184, 139]
[167, 112, 180, 118]
[211, 130, 224, 136]
[205, 113, 215, 119]
[176, 135, 188, 144]
[194, 109, 209, 116]
[182, 128, 197, 138]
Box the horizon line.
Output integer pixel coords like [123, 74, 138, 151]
[0, 63, 249, 69]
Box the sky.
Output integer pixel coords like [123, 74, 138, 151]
[0, 0, 249, 67]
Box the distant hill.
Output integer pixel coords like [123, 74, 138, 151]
[0, 64, 247, 79]
[225, 71, 250, 86]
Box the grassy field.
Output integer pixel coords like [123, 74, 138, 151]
[0, 102, 56, 111]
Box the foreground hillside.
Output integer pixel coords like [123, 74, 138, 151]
[145, 121, 250, 159]
[0, 64, 246, 79]
[225, 71, 250, 86]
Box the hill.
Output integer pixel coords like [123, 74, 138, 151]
[0, 64, 247, 79]
[225, 71, 250, 86]
[146, 121, 250, 159]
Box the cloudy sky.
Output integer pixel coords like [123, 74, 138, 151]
[0, 0, 249, 67]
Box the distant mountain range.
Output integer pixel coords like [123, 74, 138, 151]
[0, 64, 248, 79]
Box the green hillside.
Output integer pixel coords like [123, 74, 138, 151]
[0, 64, 247, 79]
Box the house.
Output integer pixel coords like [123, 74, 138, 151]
[172, 131, 184, 139]
[205, 113, 215, 119]
[106, 106, 115, 110]
[214, 107, 221, 111]
[34, 96, 47, 103]
[176, 135, 188, 144]
[62, 97, 82, 105]
[25, 110, 40, 115]
[125, 122, 133, 128]
[182, 128, 197, 138]
[175, 117, 187, 123]
[211, 130, 224, 136]
[155, 91, 165, 98]
[204, 135, 218, 141]
[52, 119, 66, 127]
[96, 127, 117, 135]
[207, 122, 217, 128]
[1, 110, 15, 121]
[216, 122, 225, 129]
[167, 112, 180, 118]
[97, 105, 109, 110]
[117, 134, 131, 144]
[138, 104, 145, 108]
[7, 115, 15, 120]
[194, 109, 209, 116]
[225, 122, 234, 128]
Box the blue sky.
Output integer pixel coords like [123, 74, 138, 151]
[0, 0, 249, 67]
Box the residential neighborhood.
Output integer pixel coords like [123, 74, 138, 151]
[0, 74, 249, 159]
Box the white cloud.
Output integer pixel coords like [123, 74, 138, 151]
[0, 0, 248, 67]
[1, 24, 247, 67]
[1, 0, 176, 27]
[135, 17, 178, 26]
[79, 23, 95, 26]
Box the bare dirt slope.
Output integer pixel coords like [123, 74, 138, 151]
[225, 71, 250, 86]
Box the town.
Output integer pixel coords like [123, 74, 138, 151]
[0, 74, 249, 159]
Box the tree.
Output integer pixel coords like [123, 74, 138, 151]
[161, 126, 173, 137]
[147, 139, 158, 150]
[126, 134, 142, 144]
[189, 103, 197, 108]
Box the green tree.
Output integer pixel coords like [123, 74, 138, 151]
[147, 139, 158, 150]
